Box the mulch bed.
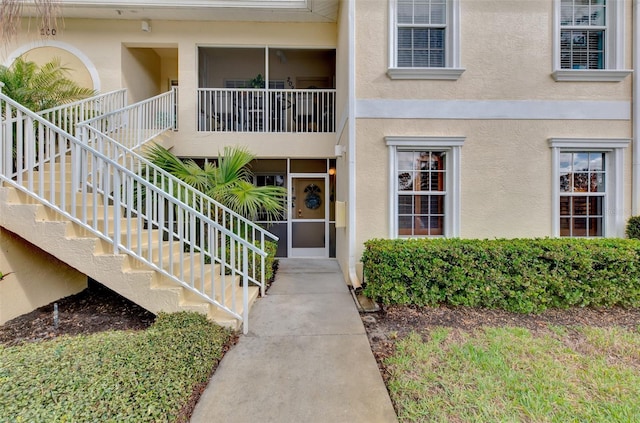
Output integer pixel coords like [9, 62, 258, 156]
[0, 280, 156, 347]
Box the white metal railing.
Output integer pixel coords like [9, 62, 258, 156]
[198, 88, 336, 133]
[1, 90, 273, 334]
[75, 122, 278, 298]
[37, 89, 127, 135]
[78, 88, 177, 151]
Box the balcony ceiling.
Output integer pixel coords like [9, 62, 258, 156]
[21, 0, 339, 23]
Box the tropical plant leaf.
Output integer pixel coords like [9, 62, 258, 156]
[0, 57, 96, 112]
[144, 144, 286, 222]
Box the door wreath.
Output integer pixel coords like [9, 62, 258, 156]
[303, 184, 322, 210]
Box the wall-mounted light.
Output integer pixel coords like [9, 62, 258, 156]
[141, 19, 151, 32]
[328, 167, 336, 176]
[334, 144, 346, 157]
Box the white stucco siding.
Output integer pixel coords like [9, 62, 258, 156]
[1, 18, 338, 158]
[0, 228, 87, 325]
[355, 0, 632, 102]
[354, 118, 632, 259]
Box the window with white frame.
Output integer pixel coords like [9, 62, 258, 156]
[559, 151, 606, 236]
[560, 0, 606, 70]
[388, 0, 464, 80]
[553, 0, 630, 81]
[549, 138, 629, 238]
[386, 137, 464, 237]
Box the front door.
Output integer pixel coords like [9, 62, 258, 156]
[289, 175, 328, 257]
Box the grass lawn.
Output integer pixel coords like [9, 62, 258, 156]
[385, 325, 640, 422]
[0, 312, 234, 422]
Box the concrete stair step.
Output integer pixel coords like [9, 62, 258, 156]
[38, 160, 74, 173]
[83, 216, 143, 235]
[8, 188, 107, 210]
[1, 172, 259, 331]
[23, 177, 73, 191]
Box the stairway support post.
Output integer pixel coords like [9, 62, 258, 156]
[260, 231, 266, 298]
[242, 244, 249, 335]
[0, 82, 5, 176]
[113, 168, 122, 254]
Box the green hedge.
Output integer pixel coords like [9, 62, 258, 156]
[626, 216, 640, 239]
[362, 238, 640, 313]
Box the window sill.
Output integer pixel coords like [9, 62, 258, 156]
[552, 69, 632, 82]
[387, 67, 465, 80]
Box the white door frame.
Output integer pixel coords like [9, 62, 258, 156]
[288, 172, 329, 258]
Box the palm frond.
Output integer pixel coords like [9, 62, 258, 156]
[0, 57, 96, 111]
[214, 146, 254, 185]
[214, 181, 287, 221]
[144, 143, 286, 222]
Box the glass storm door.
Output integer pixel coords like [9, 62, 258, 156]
[289, 175, 329, 257]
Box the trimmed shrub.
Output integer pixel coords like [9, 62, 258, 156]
[263, 240, 277, 282]
[362, 238, 640, 313]
[626, 216, 640, 239]
[0, 312, 233, 422]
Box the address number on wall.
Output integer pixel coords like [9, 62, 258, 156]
[40, 28, 57, 36]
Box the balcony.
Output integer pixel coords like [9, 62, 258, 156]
[197, 46, 336, 135]
[198, 88, 335, 133]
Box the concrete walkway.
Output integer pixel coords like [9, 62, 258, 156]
[190, 259, 398, 423]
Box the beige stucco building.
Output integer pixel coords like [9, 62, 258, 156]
[1, 0, 637, 323]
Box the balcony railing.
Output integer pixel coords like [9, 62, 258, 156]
[37, 89, 128, 136]
[78, 89, 177, 152]
[198, 88, 336, 133]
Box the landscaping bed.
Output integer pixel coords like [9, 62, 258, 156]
[0, 283, 237, 422]
[0, 281, 156, 347]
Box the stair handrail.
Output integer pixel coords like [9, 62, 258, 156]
[77, 89, 177, 151]
[1, 91, 263, 333]
[61, 87, 277, 299]
[75, 91, 278, 297]
[36, 89, 128, 135]
[76, 122, 278, 297]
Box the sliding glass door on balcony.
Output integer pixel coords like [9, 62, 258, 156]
[197, 47, 336, 133]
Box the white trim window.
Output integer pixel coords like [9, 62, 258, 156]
[559, 151, 606, 236]
[388, 0, 464, 80]
[549, 138, 630, 237]
[386, 137, 464, 237]
[553, 0, 631, 82]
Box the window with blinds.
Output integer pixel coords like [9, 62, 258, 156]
[396, 0, 446, 68]
[560, 0, 606, 70]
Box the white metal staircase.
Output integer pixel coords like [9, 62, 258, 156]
[0, 87, 276, 333]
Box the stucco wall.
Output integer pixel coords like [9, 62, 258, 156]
[1, 18, 337, 158]
[20, 46, 94, 90]
[351, 0, 634, 264]
[334, 0, 351, 280]
[0, 228, 87, 325]
[121, 47, 162, 103]
[355, 0, 632, 102]
[354, 118, 632, 260]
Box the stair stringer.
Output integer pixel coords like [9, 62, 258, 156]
[0, 186, 257, 331]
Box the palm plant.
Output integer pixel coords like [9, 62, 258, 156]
[145, 143, 287, 222]
[0, 57, 96, 112]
